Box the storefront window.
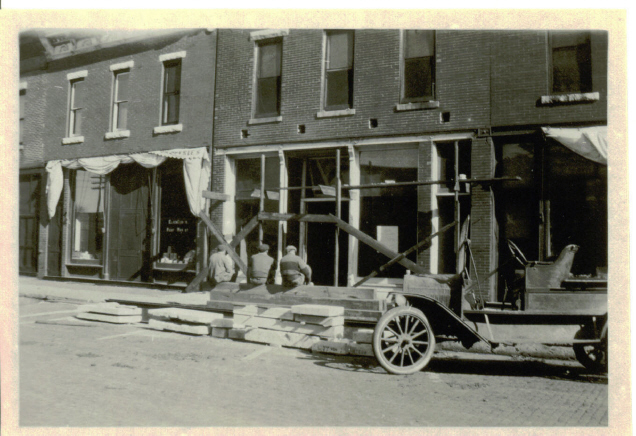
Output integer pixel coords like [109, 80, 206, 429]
[358, 146, 418, 278]
[156, 160, 197, 269]
[235, 156, 280, 254]
[71, 169, 105, 263]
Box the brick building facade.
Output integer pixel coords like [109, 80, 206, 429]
[20, 28, 608, 302]
[211, 29, 608, 300]
[20, 29, 217, 285]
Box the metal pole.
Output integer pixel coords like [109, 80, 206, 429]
[334, 148, 341, 286]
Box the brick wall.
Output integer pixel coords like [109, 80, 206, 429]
[491, 30, 608, 127]
[19, 72, 47, 169]
[41, 30, 216, 163]
[213, 29, 492, 149]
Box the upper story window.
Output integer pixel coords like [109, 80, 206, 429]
[112, 70, 130, 131]
[402, 30, 436, 102]
[254, 38, 282, 119]
[324, 30, 354, 111]
[551, 31, 592, 94]
[162, 60, 182, 125]
[68, 78, 85, 137]
[19, 89, 25, 146]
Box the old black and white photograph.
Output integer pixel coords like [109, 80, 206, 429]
[2, 7, 629, 434]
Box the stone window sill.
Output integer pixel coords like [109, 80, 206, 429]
[395, 101, 440, 111]
[62, 136, 84, 145]
[316, 108, 356, 118]
[540, 92, 600, 105]
[248, 116, 283, 125]
[105, 130, 131, 140]
[153, 124, 183, 135]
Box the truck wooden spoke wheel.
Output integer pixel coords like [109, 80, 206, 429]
[573, 322, 608, 374]
[373, 306, 436, 375]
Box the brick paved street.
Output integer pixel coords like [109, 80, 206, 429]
[18, 298, 608, 428]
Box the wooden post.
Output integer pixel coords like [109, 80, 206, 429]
[454, 140, 461, 273]
[259, 154, 265, 244]
[334, 148, 341, 286]
[299, 159, 307, 260]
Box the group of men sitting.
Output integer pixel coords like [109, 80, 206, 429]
[208, 243, 312, 287]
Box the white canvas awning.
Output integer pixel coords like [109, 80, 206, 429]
[541, 126, 607, 165]
[46, 147, 210, 219]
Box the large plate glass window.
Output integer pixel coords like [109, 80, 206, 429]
[71, 169, 105, 264]
[358, 146, 418, 278]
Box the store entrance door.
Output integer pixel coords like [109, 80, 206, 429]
[304, 200, 349, 287]
[108, 164, 151, 281]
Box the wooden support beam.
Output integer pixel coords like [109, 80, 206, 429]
[258, 212, 336, 223]
[209, 290, 386, 311]
[329, 214, 427, 275]
[199, 212, 248, 276]
[230, 215, 260, 249]
[354, 221, 457, 287]
[202, 191, 231, 202]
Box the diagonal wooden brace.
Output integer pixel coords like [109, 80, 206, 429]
[199, 212, 248, 276]
[329, 214, 427, 275]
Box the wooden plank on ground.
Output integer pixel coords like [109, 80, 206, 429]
[148, 319, 211, 335]
[311, 340, 351, 355]
[240, 316, 344, 338]
[293, 314, 345, 326]
[330, 214, 426, 274]
[352, 328, 374, 344]
[209, 290, 384, 311]
[243, 328, 322, 350]
[284, 285, 377, 300]
[75, 312, 142, 324]
[148, 308, 224, 324]
[78, 303, 142, 316]
[291, 304, 345, 317]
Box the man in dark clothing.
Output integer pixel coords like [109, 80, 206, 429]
[248, 243, 275, 285]
[280, 245, 312, 287]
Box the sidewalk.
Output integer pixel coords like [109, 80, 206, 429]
[18, 276, 579, 363]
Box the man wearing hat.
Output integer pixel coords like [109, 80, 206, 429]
[280, 245, 312, 287]
[248, 243, 276, 285]
[208, 245, 234, 286]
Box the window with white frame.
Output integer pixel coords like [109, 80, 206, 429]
[402, 30, 436, 102]
[68, 79, 85, 136]
[162, 60, 181, 125]
[71, 169, 105, 264]
[112, 69, 130, 131]
[254, 38, 282, 118]
[324, 30, 354, 111]
[550, 31, 592, 94]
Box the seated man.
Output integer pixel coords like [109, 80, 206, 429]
[280, 245, 312, 287]
[208, 246, 234, 286]
[248, 243, 275, 285]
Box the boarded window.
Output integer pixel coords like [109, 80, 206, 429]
[325, 30, 354, 110]
[551, 31, 592, 94]
[403, 30, 435, 102]
[162, 60, 181, 125]
[255, 40, 282, 118]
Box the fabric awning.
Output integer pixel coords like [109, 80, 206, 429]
[541, 126, 607, 165]
[45, 147, 210, 219]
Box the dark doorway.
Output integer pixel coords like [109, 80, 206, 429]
[108, 164, 151, 281]
[19, 173, 41, 275]
[305, 201, 349, 286]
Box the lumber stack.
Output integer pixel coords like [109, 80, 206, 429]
[311, 327, 376, 357]
[213, 304, 347, 350]
[147, 307, 225, 336]
[75, 302, 143, 324]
